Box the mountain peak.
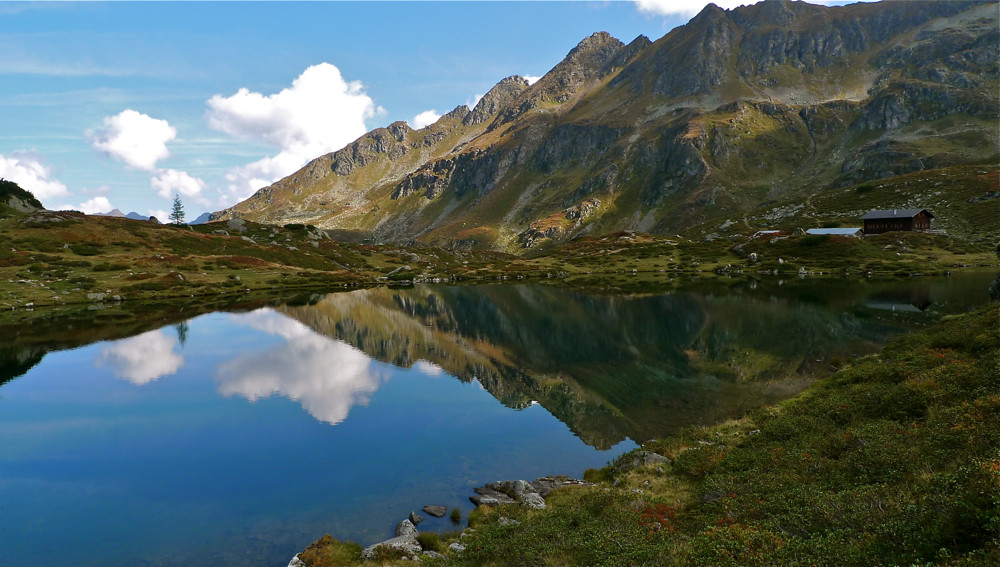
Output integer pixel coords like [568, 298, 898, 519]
[570, 31, 622, 54]
[463, 75, 531, 126]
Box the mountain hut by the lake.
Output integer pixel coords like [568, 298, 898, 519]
[861, 209, 933, 234]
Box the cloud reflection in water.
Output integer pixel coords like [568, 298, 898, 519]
[97, 329, 184, 384]
[216, 310, 387, 425]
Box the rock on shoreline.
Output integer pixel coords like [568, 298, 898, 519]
[287, 476, 593, 566]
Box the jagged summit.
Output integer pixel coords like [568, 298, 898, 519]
[464, 76, 530, 126]
[213, 1, 998, 253]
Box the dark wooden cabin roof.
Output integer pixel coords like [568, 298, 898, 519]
[861, 209, 933, 220]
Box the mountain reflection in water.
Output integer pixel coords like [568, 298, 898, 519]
[268, 283, 891, 448]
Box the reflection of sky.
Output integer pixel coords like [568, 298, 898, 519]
[412, 359, 444, 377]
[216, 310, 388, 425]
[96, 329, 184, 384]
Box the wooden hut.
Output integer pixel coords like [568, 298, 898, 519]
[861, 209, 933, 234]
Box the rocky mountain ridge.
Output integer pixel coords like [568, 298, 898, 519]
[213, 0, 998, 251]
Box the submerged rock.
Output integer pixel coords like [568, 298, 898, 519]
[422, 505, 447, 518]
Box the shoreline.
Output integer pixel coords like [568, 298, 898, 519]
[286, 304, 999, 566]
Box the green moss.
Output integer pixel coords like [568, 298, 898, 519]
[296, 535, 363, 567]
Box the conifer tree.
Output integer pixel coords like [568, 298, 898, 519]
[169, 194, 185, 225]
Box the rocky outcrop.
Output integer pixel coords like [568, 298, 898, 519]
[470, 477, 593, 509]
[330, 122, 412, 177]
[835, 139, 947, 188]
[464, 76, 530, 127]
[360, 519, 422, 560]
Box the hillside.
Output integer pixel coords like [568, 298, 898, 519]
[212, 0, 999, 252]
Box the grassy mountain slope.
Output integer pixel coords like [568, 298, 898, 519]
[213, 0, 998, 253]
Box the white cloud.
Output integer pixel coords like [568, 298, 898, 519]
[0, 150, 69, 202]
[634, 0, 758, 16]
[58, 196, 112, 215]
[411, 109, 441, 130]
[150, 168, 209, 204]
[468, 93, 484, 109]
[524, 75, 542, 85]
[147, 209, 168, 222]
[97, 329, 184, 385]
[90, 109, 177, 171]
[206, 63, 383, 203]
[216, 310, 387, 426]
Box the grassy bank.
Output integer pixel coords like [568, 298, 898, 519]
[296, 305, 999, 566]
[2, 206, 992, 311]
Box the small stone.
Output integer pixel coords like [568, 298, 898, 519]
[448, 542, 466, 554]
[423, 505, 447, 518]
[422, 550, 445, 560]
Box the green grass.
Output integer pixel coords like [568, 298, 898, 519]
[442, 306, 999, 566]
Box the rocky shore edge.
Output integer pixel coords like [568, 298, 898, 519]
[286, 476, 594, 566]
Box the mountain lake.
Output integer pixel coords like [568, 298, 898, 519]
[0, 272, 993, 566]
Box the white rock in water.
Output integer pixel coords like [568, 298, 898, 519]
[287, 555, 306, 567]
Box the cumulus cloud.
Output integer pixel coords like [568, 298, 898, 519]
[524, 75, 542, 85]
[147, 209, 168, 222]
[97, 329, 184, 385]
[216, 310, 388, 426]
[0, 150, 69, 201]
[89, 109, 177, 171]
[206, 63, 383, 203]
[633, 0, 757, 15]
[150, 168, 209, 204]
[58, 196, 113, 215]
[411, 109, 442, 129]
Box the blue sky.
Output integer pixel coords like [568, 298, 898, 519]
[0, 1, 859, 219]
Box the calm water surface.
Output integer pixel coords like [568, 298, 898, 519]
[0, 274, 992, 566]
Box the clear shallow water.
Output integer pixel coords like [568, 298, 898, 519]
[0, 273, 992, 566]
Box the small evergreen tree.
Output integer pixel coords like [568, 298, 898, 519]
[169, 194, 185, 225]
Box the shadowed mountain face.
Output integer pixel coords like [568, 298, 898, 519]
[212, 1, 998, 251]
